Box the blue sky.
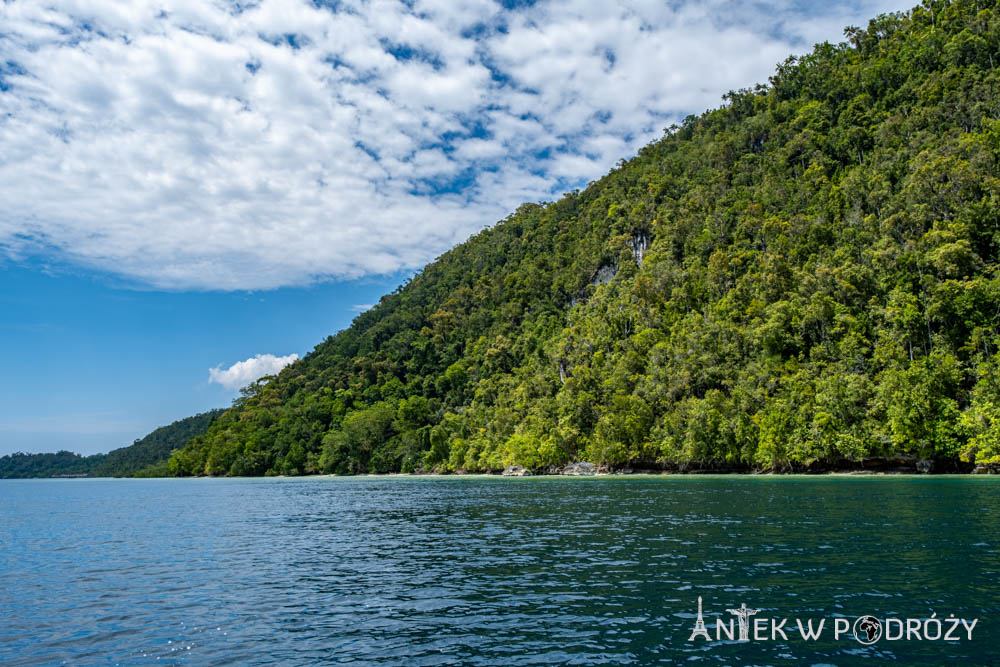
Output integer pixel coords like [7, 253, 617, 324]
[0, 261, 405, 454]
[0, 0, 914, 455]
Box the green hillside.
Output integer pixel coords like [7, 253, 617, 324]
[93, 410, 225, 477]
[170, 0, 1000, 476]
[0, 410, 223, 478]
[0, 450, 103, 478]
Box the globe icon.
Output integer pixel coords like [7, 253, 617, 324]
[853, 616, 882, 644]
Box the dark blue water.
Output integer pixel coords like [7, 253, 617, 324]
[1, 476, 997, 665]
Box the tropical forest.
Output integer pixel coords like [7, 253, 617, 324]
[10, 0, 1000, 477]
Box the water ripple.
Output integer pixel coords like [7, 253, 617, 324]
[0, 476, 997, 664]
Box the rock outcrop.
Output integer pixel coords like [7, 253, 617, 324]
[560, 461, 597, 476]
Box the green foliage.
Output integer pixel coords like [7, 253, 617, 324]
[93, 410, 225, 477]
[170, 0, 1000, 475]
[0, 410, 223, 478]
[0, 450, 101, 478]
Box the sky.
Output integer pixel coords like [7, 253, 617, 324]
[0, 0, 915, 455]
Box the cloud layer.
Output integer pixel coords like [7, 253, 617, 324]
[209, 353, 299, 391]
[0, 0, 912, 290]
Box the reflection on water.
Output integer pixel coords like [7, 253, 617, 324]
[0, 476, 996, 664]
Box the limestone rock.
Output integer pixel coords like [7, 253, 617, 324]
[560, 461, 597, 476]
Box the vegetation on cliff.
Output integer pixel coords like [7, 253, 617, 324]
[169, 0, 1000, 476]
[0, 410, 223, 478]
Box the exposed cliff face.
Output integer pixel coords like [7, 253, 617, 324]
[629, 231, 650, 266]
[590, 263, 618, 287]
[171, 0, 1000, 477]
[570, 232, 649, 307]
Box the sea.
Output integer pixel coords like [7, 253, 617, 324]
[1, 475, 997, 665]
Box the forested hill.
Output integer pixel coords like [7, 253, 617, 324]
[170, 0, 1000, 477]
[0, 410, 223, 478]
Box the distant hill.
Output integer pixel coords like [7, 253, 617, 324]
[0, 450, 104, 479]
[92, 410, 225, 477]
[0, 410, 224, 478]
[170, 0, 1000, 476]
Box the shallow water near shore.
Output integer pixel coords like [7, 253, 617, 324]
[1, 476, 997, 664]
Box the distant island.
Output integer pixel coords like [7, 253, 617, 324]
[6, 1, 1000, 480]
[0, 410, 223, 478]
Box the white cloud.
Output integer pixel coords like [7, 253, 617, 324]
[0, 0, 915, 290]
[208, 353, 299, 391]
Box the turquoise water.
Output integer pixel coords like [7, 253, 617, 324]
[0, 476, 997, 665]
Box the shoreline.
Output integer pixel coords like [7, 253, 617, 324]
[10, 468, 999, 480]
[7, 458, 998, 480]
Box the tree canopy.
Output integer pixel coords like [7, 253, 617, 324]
[165, 0, 1000, 475]
[0, 410, 223, 478]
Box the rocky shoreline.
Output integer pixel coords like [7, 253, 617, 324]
[43, 458, 1000, 479]
[466, 458, 1000, 477]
